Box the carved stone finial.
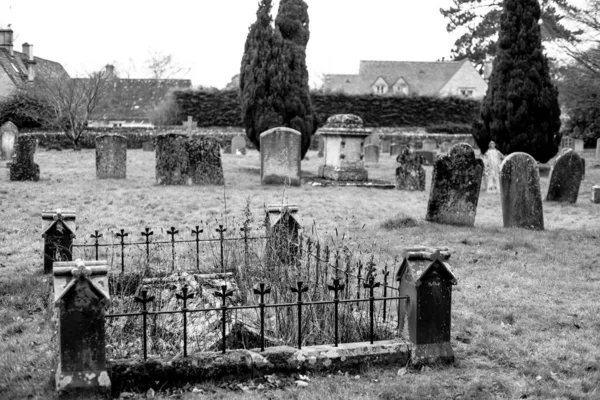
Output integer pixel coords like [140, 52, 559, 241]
[71, 259, 91, 278]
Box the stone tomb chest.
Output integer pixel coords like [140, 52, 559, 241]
[317, 114, 371, 181]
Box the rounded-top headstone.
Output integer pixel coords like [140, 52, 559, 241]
[260, 127, 302, 186]
[500, 152, 544, 230]
[95, 134, 127, 179]
[546, 148, 584, 203]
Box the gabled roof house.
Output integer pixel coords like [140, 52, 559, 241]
[323, 59, 487, 99]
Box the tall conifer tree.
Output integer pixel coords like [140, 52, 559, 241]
[478, 0, 561, 162]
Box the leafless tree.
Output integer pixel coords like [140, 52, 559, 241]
[145, 51, 190, 80]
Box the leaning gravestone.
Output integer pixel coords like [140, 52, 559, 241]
[426, 143, 483, 226]
[396, 146, 426, 191]
[500, 152, 544, 230]
[156, 132, 190, 185]
[188, 137, 224, 185]
[0, 121, 18, 161]
[546, 149, 584, 203]
[260, 127, 301, 186]
[10, 134, 40, 181]
[95, 134, 127, 179]
[481, 141, 504, 193]
[231, 135, 246, 155]
[364, 144, 380, 164]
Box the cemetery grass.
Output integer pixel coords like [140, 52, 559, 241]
[0, 147, 600, 399]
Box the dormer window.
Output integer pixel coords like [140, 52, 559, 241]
[372, 77, 388, 95]
[459, 88, 474, 98]
[393, 77, 409, 95]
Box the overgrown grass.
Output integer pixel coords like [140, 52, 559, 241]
[1, 146, 600, 399]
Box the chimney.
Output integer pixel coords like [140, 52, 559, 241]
[104, 64, 115, 78]
[22, 43, 35, 82]
[0, 28, 14, 56]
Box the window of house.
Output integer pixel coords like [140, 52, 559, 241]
[394, 84, 409, 95]
[459, 88, 474, 97]
[373, 85, 387, 95]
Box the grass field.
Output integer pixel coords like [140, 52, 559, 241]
[1, 146, 600, 399]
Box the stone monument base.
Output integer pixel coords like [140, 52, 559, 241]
[410, 342, 455, 366]
[319, 165, 368, 182]
[55, 363, 111, 397]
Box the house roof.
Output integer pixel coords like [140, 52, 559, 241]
[85, 77, 192, 121]
[323, 60, 469, 96]
[0, 48, 69, 86]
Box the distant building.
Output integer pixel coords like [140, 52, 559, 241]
[323, 59, 487, 99]
[0, 27, 69, 98]
[85, 65, 192, 128]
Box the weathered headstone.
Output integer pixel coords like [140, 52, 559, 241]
[9, 134, 40, 181]
[574, 139, 584, 152]
[317, 114, 371, 181]
[365, 132, 381, 147]
[481, 141, 504, 193]
[422, 139, 437, 151]
[546, 149, 584, 203]
[42, 210, 76, 274]
[155, 132, 190, 185]
[592, 186, 600, 203]
[53, 259, 111, 395]
[188, 137, 225, 185]
[381, 140, 391, 154]
[440, 141, 451, 153]
[426, 143, 483, 226]
[142, 140, 155, 152]
[223, 144, 232, 154]
[500, 152, 544, 230]
[232, 135, 246, 155]
[0, 121, 18, 161]
[260, 127, 301, 186]
[416, 150, 435, 165]
[396, 146, 426, 191]
[95, 134, 127, 179]
[364, 144, 380, 164]
[265, 204, 300, 265]
[390, 143, 401, 157]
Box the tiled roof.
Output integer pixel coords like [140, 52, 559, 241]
[0, 48, 69, 85]
[84, 77, 192, 121]
[323, 60, 468, 96]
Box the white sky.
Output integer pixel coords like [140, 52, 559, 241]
[0, 0, 459, 88]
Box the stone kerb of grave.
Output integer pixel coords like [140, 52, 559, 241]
[426, 143, 483, 227]
[9, 134, 40, 181]
[95, 133, 127, 179]
[481, 141, 504, 193]
[396, 146, 426, 191]
[317, 114, 371, 181]
[0, 120, 19, 161]
[188, 137, 225, 185]
[499, 152, 544, 230]
[260, 127, 302, 186]
[546, 148, 584, 203]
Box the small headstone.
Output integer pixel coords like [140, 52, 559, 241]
[188, 137, 225, 185]
[574, 139, 584, 152]
[592, 186, 600, 203]
[481, 141, 504, 193]
[546, 149, 584, 203]
[396, 146, 426, 191]
[265, 205, 300, 265]
[231, 135, 246, 155]
[422, 139, 437, 152]
[426, 143, 483, 227]
[95, 134, 127, 179]
[440, 141, 451, 153]
[260, 127, 301, 186]
[500, 152, 544, 230]
[142, 140, 155, 152]
[0, 121, 18, 160]
[182, 115, 197, 132]
[155, 133, 190, 185]
[381, 140, 391, 154]
[415, 150, 435, 165]
[223, 144, 232, 154]
[364, 144, 380, 164]
[537, 163, 551, 178]
[390, 143, 401, 157]
[9, 134, 40, 181]
[365, 132, 381, 147]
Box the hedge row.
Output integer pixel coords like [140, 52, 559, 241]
[174, 90, 481, 128]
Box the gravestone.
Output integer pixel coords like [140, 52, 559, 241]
[265, 204, 300, 265]
[0, 121, 18, 160]
[592, 186, 600, 204]
[95, 134, 127, 179]
[426, 143, 483, 226]
[142, 140, 155, 152]
[596, 138, 600, 159]
[416, 150, 435, 165]
[364, 144, 380, 164]
[232, 135, 246, 155]
[396, 146, 426, 191]
[155, 132, 190, 185]
[422, 139, 437, 151]
[42, 210, 76, 274]
[381, 140, 391, 154]
[9, 134, 40, 181]
[546, 149, 584, 203]
[53, 259, 111, 395]
[260, 127, 301, 186]
[500, 152, 544, 230]
[574, 139, 584, 152]
[188, 137, 225, 185]
[223, 144, 232, 154]
[182, 115, 197, 132]
[440, 141, 451, 153]
[365, 132, 381, 147]
[481, 141, 504, 193]
[390, 143, 401, 157]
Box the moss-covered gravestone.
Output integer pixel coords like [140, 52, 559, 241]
[426, 143, 483, 226]
[156, 132, 190, 185]
[0, 121, 18, 161]
[42, 210, 76, 274]
[260, 127, 301, 186]
[500, 152, 544, 230]
[396, 146, 426, 191]
[546, 149, 584, 203]
[188, 137, 224, 185]
[265, 204, 300, 265]
[95, 134, 127, 179]
[9, 134, 40, 181]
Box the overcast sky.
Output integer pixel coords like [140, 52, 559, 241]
[0, 0, 459, 88]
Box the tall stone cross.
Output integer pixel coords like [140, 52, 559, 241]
[183, 116, 197, 136]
